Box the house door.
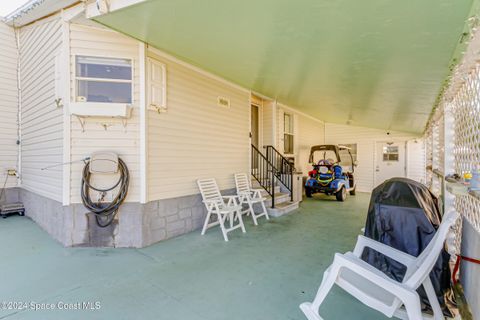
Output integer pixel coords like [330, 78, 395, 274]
[251, 105, 259, 148]
[374, 142, 406, 186]
[251, 104, 260, 172]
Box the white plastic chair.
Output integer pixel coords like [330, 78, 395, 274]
[197, 178, 246, 241]
[300, 209, 459, 320]
[234, 173, 269, 225]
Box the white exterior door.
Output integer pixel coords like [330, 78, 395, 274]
[251, 105, 259, 148]
[374, 142, 406, 186]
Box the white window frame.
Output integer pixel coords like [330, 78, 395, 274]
[283, 112, 295, 155]
[382, 145, 400, 162]
[74, 54, 134, 104]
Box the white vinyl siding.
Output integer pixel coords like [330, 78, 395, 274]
[68, 23, 140, 203]
[407, 139, 426, 184]
[325, 123, 422, 192]
[147, 50, 250, 200]
[0, 22, 19, 189]
[261, 100, 275, 147]
[19, 17, 63, 201]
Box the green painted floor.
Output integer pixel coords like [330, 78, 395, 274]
[0, 193, 388, 320]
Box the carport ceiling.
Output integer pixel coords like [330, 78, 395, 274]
[94, 0, 477, 133]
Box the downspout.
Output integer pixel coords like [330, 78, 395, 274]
[14, 25, 22, 188]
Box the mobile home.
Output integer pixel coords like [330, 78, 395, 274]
[0, 0, 478, 318]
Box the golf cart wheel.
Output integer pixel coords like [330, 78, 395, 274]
[336, 187, 347, 202]
[305, 187, 313, 198]
[350, 187, 356, 195]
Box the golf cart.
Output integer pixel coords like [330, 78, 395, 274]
[305, 145, 357, 201]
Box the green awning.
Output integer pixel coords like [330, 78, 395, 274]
[92, 0, 478, 133]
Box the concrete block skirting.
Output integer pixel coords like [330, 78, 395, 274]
[16, 188, 235, 248]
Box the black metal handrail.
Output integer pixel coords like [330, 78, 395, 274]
[251, 144, 277, 208]
[264, 145, 294, 201]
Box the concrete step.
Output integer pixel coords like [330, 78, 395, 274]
[267, 201, 300, 218]
[261, 186, 281, 196]
[251, 178, 292, 195]
[279, 183, 292, 194]
[264, 192, 291, 207]
[251, 179, 281, 194]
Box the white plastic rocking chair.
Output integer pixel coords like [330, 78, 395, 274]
[197, 178, 246, 241]
[234, 173, 269, 225]
[300, 209, 459, 320]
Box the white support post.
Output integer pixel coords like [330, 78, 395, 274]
[443, 103, 455, 213]
[248, 92, 252, 175]
[272, 100, 277, 148]
[139, 42, 148, 204]
[61, 12, 71, 206]
[14, 27, 22, 188]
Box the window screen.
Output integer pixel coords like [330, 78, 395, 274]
[284, 113, 294, 154]
[383, 146, 399, 161]
[339, 144, 357, 166]
[76, 56, 132, 103]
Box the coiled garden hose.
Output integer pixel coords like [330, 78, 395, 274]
[80, 157, 129, 227]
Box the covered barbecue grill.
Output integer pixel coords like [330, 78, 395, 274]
[362, 177, 453, 315]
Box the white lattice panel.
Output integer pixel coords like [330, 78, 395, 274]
[451, 64, 480, 234]
[455, 196, 480, 233]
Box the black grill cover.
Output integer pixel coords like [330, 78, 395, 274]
[362, 178, 452, 314]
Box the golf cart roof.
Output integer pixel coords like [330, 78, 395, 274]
[309, 144, 355, 170]
[309, 145, 341, 163]
[309, 144, 353, 159]
[310, 145, 339, 153]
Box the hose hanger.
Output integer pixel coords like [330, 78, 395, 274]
[81, 152, 129, 227]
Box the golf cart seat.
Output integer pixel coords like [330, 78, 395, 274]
[315, 166, 333, 185]
[316, 164, 343, 182]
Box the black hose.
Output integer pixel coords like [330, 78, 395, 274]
[80, 157, 129, 227]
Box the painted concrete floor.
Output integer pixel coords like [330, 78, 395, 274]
[0, 193, 388, 320]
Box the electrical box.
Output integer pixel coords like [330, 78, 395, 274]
[89, 152, 119, 174]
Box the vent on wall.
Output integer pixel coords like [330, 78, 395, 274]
[217, 96, 230, 108]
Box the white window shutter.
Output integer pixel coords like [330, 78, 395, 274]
[148, 58, 167, 112]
